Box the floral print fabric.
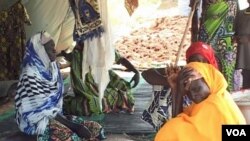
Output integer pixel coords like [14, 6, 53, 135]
[38, 115, 105, 141]
[0, 1, 31, 80]
[198, 0, 238, 91]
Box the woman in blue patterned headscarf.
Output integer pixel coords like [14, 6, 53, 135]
[15, 31, 105, 141]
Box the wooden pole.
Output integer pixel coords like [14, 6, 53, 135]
[174, 0, 199, 66]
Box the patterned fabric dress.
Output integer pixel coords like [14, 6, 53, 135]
[198, 0, 238, 91]
[141, 86, 191, 131]
[38, 115, 105, 141]
[0, 1, 31, 80]
[15, 33, 64, 135]
[141, 86, 172, 131]
[63, 49, 135, 116]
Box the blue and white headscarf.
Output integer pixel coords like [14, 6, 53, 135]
[15, 32, 63, 135]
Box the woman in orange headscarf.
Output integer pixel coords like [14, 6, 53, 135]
[155, 62, 246, 141]
[142, 42, 219, 130]
[172, 42, 219, 117]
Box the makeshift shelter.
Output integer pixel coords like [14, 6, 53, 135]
[1, 0, 250, 140]
[0, 1, 155, 140]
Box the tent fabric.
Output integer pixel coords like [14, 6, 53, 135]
[23, 0, 74, 53]
[0, 0, 138, 53]
[0, 0, 74, 53]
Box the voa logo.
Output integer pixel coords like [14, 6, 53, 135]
[226, 129, 246, 136]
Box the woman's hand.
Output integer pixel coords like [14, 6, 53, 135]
[172, 67, 195, 117]
[177, 67, 196, 92]
[165, 64, 181, 91]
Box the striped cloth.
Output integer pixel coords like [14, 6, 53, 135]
[15, 32, 63, 135]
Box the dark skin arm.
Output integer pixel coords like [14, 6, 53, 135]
[141, 64, 182, 87]
[57, 43, 83, 64]
[141, 68, 169, 86]
[57, 50, 73, 62]
[117, 57, 140, 88]
[56, 50, 73, 69]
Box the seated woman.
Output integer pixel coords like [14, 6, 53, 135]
[57, 41, 140, 116]
[14, 31, 105, 140]
[141, 41, 219, 130]
[155, 62, 246, 141]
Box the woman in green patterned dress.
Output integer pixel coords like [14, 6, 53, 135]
[59, 42, 140, 117]
[190, 0, 238, 91]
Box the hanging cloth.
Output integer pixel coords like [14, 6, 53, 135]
[69, 0, 115, 110]
[0, 1, 31, 80]
[82, 0, 115, 111]
[69, 0, 104, 41]
[125, 0, 139, 16]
